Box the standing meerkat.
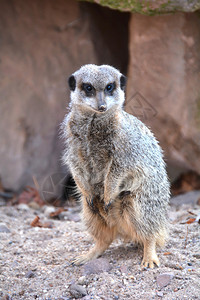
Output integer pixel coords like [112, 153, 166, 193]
[62, 64, 170, 268]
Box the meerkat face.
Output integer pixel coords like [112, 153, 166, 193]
[68, 64, 126, 113]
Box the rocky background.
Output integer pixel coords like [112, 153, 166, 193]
[0, 0, 200, 195]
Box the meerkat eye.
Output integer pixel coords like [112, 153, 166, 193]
[105, 83, 115, 93]
[82, 83, 95, 96]
[86, 84, 93, 92]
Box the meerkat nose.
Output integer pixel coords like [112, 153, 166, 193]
[98, 104, 107, 112]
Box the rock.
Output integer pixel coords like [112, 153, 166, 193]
[28, 201, 41, 210]
[0, 224, 10, 233]
[1, 295, 11, 300]
[43, 206, 56, 217]
[83, 258, 112, 275]
[156, 273, 174, 289]
[156, 291, 164, 297]
[78, 276, 88, 286]
[0, 197, 6, 206]
[66, 213, 81, 222]
[69, 284, 87, 299]
[120, 265, 129, 274]
[25, 270, 35, 278]
[17, 203, 30, 211]
[0, 0, 129, 194]
[82, 296, 91, 300]
[170, 191, 200, 208]
[88, 0, 200, 14]
[127, 12, 200, 178]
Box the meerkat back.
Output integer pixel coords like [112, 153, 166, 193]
[62, 64, 170, 268]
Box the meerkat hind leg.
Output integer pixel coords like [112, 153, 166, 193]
[142, 238, 160, 269]
[72, 239, 112, 266]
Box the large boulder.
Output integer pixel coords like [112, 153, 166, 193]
[0, 0, 129, 192]
[85, 0, 200, 14]
[126, 12, 200, 177]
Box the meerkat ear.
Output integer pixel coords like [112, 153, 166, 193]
[120, 75, 126, 91]
[68, 75, 76, 91]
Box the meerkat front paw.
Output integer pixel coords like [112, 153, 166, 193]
[71, 254, 91, 266]
[141, 254, 160, 269]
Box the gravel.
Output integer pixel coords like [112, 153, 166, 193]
[0, 201, 199, 299]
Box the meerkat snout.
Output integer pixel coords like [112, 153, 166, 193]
[96, 91, 107, 112]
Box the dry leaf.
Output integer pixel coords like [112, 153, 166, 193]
[30, 216, 42, 227]
[187, 211, 197, 216]
[18, 186, 45, 206]
[186, 218, 196, 224]
[164, 252, 172, 255]
[30, 216, 54, 228]
[49, 207, 67, 218]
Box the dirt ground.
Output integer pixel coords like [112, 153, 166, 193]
[0, 197, 199, 300]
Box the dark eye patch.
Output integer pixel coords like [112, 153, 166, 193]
[105, 82, 116, 94]
[82, 83, 95, 96]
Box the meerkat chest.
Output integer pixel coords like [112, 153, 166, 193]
[68, 114, 116, 175]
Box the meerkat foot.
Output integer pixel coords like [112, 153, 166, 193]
[72, 240, 111, 266]
[72, 254, 94, 266]
[141, 239, 160, 269]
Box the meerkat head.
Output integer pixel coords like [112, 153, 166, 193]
[68, 64, 126, 113]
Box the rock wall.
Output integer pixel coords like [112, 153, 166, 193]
[126, 12, 200, 177]
[0, 0, 129, 192]
[0, 0, 200, 193]
[86, 0, 200, 14]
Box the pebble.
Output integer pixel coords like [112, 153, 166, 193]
[0, 224, 10, 233]
[25, 270, 35, 278]
[17, 203, 30, 211]
[1, 294, 11, 300]
[78, 276, 88, 285]
[193, 253, 200, 259]
[120, 265, 129, 274]
[69, 284, 87, 299]
[83, 258, 112, 275]
[44, 206, 56, 217]
[157, 273, 174, 289]
[28, 201, 41, 210]
[82, 296, 91, 300]
[0, 197, 6, 206]
[66, 213, 81, 222]
[156, 291, 164, 297]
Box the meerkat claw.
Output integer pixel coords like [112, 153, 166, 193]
[71, 254, 89, 266]
[141, 257, 160, 269]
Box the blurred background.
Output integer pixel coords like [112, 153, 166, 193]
[0, 0, 200, 205]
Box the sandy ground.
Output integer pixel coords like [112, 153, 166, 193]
[0, 199, 199, 300]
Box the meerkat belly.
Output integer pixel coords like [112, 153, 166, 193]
[70, 136, 111, 195]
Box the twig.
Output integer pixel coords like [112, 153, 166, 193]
[184, 225, 188, 249]
[32, 175, 40, 194]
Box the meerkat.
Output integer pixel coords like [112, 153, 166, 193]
[62, 64, 170, 268]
